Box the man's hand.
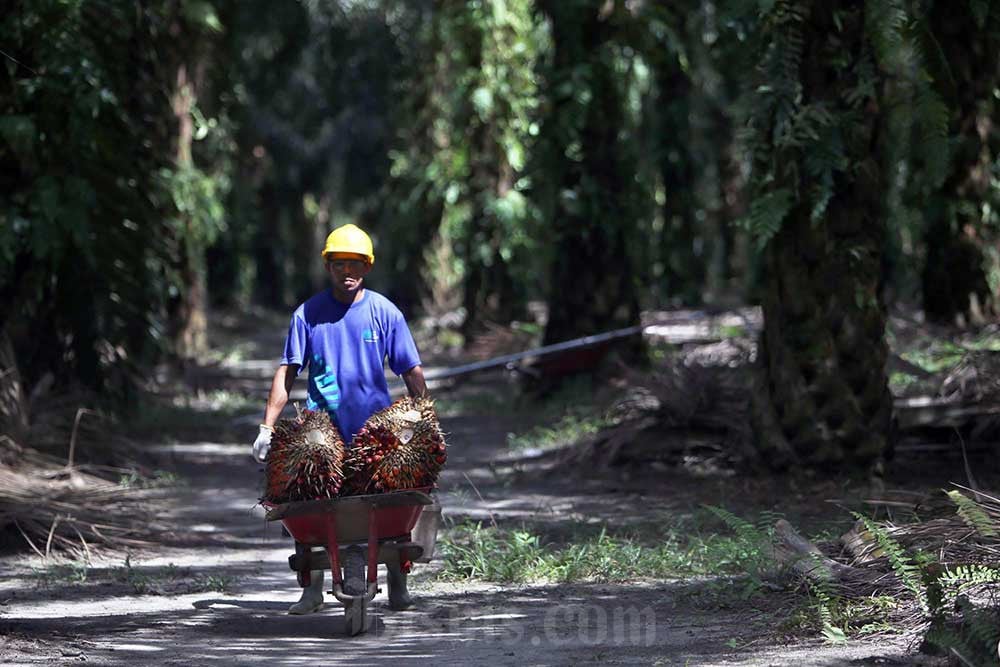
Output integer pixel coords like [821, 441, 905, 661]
[252, 424, 273, 463]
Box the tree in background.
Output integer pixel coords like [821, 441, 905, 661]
[643, 5, 704, 307]
[919, 0, 1000, 326]
[165, 1, 227, 359]
[452, 0, 541, 340]
[0, 1, 222, 392]
[534, 0, 645, 345]
[739, 0, 902, 471]
[373, 1, 446, 316]
[213, 0, 401, 308]
[378, 0, 543, 335]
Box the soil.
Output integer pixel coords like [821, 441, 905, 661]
[0, 323, 982, 667]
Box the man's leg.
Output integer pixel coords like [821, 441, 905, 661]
[289, 547, 326, 615]
[387, 492, 440, 610]
[386, 560, 412, 610]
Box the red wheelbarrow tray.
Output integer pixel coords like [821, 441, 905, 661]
[261, 487, 434, 604]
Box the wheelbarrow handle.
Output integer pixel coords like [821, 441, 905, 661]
[331, 581, 378, 605]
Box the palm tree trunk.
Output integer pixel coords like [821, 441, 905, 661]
[751, 1, 894, 470]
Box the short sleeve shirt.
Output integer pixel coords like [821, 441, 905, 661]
[281, 289, 421, 443]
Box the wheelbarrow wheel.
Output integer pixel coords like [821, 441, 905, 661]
[343, 547, 366, 596]
[344, 598, 369, 636]
[342, 547, 370, 636]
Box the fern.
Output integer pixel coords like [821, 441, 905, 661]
[958, 597, 1000, 665]
[865, 0, 908, 70]
[703, 504, 776, 581]
[937, 564, 1000, 597]
[734, 187, 793, 249]
[705, 505, 768, 546]
[947, 490, 1000, 538]
[926, 596, 1000, 667]
[912, 85, 952, 189]
[852, 513, 929, 614]
[806, 556, 848, 644]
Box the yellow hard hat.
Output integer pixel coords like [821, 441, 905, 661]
[321, 224, 374, 265]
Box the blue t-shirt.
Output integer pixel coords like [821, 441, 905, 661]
[280, 289, 421, 443]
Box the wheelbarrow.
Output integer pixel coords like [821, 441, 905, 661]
[263, 488, 440, 635]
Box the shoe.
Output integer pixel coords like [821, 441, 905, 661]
[386, 562, 413, 610]
[289, 570, 325, 615]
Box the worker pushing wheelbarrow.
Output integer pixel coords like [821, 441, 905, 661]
[251, 224, 440, 629]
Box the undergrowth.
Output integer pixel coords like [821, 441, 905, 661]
[437, 507, 777, 584]
[711, 493, 1000, 661]
[505, 413, 613, 453]
[31, 555, 238, 595]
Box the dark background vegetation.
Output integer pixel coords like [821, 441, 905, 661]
[3, 1, 1000, 662]
[4, 0, 998, 472]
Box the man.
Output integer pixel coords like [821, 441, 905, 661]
[251, 223, 428, 614]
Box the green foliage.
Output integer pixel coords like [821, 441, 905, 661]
[810, 580, 848, 645]
[852, 512, 928, 613]
[734, 188, 793, 249]
[0, 0, 220, 392]
[701, 505, 776, 596]
[937, 564, 1000, 597]
[114, 556, 237, 595]
[948, 490, 1000, 538]
[899, 340, 967, 373]
[378, 0, 545, 320]
[30, 559, 90, 585]
[438, 517, 778, 584]
[506, 412, 613, 453]
[925, 596, 1000, 667]
[732, 0, 951, 258]
[118, 469, 181, 490]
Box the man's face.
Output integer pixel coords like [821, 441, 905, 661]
[326, 256, 371, 294]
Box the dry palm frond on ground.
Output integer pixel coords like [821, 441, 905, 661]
[769, 486, 1000, 643]
[0, 451, 167, 559]
[1, 346, 167, 557]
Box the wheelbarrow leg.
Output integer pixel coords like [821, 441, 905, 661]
[326, 513, 370, 636]
[325, 514, 341, 588]
[366, 506, 378, 587]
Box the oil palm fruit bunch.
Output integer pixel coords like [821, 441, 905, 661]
[264, 408, 346, 503]
[343, 397, 447, 494]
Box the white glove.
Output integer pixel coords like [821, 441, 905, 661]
[252, 425, 273, 463]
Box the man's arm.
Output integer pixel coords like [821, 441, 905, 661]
[401, 365, 428, 398]
[264, 364, 299, 426]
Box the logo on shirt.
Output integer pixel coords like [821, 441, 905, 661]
[306, 353, 341, 413]
[362, 328, 379, 343]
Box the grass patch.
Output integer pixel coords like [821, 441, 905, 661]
[503, 375, 619, 453]
[30, 560, 90, 585]
[434, 385, 517, 418]
[719, 324, 746, 339]
[118, 469, 182, 489]
[436, 513, 774, 584]
[506, 413, 612, 453]
[889, 371, 919, 393]
[30, 556, 239, 595]
[899, 341, 966, 374]
[113, 556, 238, 595]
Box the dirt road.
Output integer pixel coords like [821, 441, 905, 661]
[0, 352, 916, 666]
